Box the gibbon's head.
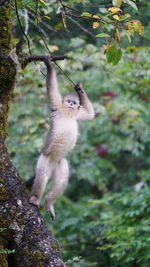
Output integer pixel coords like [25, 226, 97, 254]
[63, 92, 80, 111]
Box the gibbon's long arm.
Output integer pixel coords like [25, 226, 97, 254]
[75, 83, 95, 121]
[45, 62, 62, 110]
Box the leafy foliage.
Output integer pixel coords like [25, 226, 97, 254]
[47, 188, 150, 267]
[14, 0, 145, 65]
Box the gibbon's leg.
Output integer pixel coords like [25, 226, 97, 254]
[46, 158, 69, 220]
[29, 154, 53, 207]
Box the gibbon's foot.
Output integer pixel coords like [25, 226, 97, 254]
[29, 196, 40, 207]
[47, 205, 56, 221]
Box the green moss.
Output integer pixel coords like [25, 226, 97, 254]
[9, 208, 24, 227]
[0, 2, 15, 140]
[23, 249, 45, 267]
[0, 245, 8, 267]
[0, 2, 12, 51]
[0, 63, 16, 139]
[0, 163, 4, 169]
[15, 216, 23, 226]
[34, 229, 40, 235]
[0, 219, 9, 230]
[0, 184, 8, 201]
[34, 250, 46, 262]
[0, 101, 9, 140]
[0, 177, 4, 183]
[51, 243, 58, 250]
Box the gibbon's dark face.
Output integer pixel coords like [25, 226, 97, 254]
[63, 94, 80, 111]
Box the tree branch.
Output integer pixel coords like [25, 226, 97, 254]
[25, 54, 67, 63]
[23, 54, 76, 86]
[20, 54, 67, 69]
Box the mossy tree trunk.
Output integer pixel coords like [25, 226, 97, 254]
[0, 1, 64, 266]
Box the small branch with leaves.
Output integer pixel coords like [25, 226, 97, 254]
[14, 0, 144, 75]
[57, 0, 144, 65]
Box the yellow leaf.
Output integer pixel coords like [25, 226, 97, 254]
[139, 26, 144, 36]
[93, 22, 100, 29]
[35, 16, 41, 24]
[104, 44, 111, 54]
[126, 20, 144, 36]
[108, 7, 122, 12]
[61, 13, 68, 31]
[116, 29, 121, 42]
[39, 0, 47, 6]
[93, 15, 101, 19]
[43, 15, 51, 20]
[113, 15, 120, 20]
[54, 22, 63, 31]
[47, 45, 59, 52]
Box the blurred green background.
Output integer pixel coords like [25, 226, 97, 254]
[7, 0, 150, 266]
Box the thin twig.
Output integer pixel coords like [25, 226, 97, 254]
[54, 61, 76, 87]
[58, 0, 115, 25]
[67, 15, 96, 39]
[58, 0, 67, 13]
[35, 0, 39, 23]
[29, 17, 48, 37]
[28, 10, 56, 33]
[63, 4, 81, 14]
[14, 0, 32, 55]
[75, 4, 112, 8]
[58, 0, 81, 14]
[34, 1, 76, 86]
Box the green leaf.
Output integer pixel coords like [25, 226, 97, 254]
[81, 12, 92, 17]
[39, 0, 47, 7]
[112, 0, 122, 7]
[126, 0, 138, 11]
[119, 13, 131, 21]
[106, 44, 117, 63]
[17, 2, 24, 8]
[106, 44, 122, 65]
[22, 0, 32, 5]
[125, 30, 132, 43]
[113, 48, 122, 65]
[96, 33, 110, 38]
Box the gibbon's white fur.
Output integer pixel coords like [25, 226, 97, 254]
[29, 61, 94, 220]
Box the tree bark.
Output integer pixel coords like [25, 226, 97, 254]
[0, 1, 64, 266]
